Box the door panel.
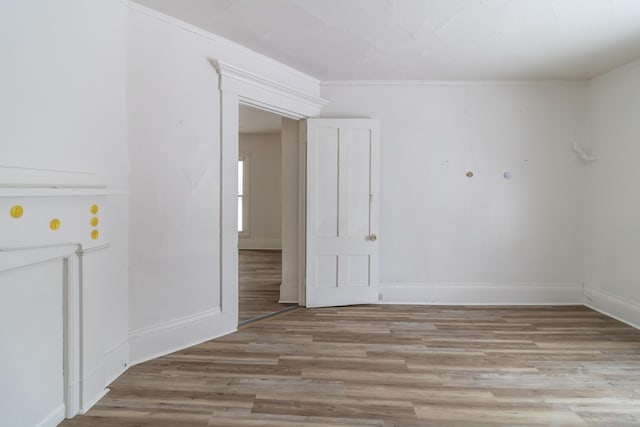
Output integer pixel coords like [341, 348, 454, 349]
[315, 131, 339, 237]
[316, 255, 338, 288]
[347, 130, 372, 237]
[305, 119, 380, 308]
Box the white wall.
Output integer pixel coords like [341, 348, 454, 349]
[280, 119, 301, 303]
[0, 1, 128, 188]
[0, 1, 129, 425]
[127, 5, 222, 362]
[583, 59, 640, 327]
[126, 3, 322, 363]
[321, 82, 586, 304]
[3, 2, 636, 424]
[239, 133, 282, 249]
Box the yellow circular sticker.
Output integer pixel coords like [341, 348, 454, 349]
[90, 204, 99, 214]
[91, 217, 99, 227]
[91, 229, 99, 240]
[10, 205, 24, 218]
[50, 218, 61, 231]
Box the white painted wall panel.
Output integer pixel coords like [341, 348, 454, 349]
[0, 0, 128, 188]
[584, 59, 640, 324]
[0, 261, 64, 427]
[127, 9, 222, 335]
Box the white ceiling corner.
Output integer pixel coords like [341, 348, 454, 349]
[133, 0, 640, 81]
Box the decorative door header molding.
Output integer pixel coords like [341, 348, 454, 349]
[212, 60, 328, 119]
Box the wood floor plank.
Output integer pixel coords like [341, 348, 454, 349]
[238, 250, 295, 323]
[61, 302, 640, 426]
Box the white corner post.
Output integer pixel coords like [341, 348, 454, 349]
[219, 88, 240, 327]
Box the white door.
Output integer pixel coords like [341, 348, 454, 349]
[305, 118, 380, 308]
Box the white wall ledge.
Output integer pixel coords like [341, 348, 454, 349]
[0, 188, 128, 198]
[0, 244, 80, 273]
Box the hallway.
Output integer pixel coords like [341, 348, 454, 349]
[238, 250, 296, 323]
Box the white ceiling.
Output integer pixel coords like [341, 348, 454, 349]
[134, 0, 640, 81]
[239, 104, 282, 134]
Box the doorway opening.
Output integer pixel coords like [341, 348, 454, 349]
[237, 104, 298, 324]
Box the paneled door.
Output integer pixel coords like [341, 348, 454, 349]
[305, 119, 380, 308]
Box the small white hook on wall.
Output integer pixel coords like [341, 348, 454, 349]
[573, 140, 599, 163]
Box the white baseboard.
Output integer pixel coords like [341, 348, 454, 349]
[238, 238, 282, 250]
[80, 388, 109, 415]
[584, 287, 640, 329]
[71, 338, 127, 415]
[378, 282, 583, 305]
[80, 363, 107, 413]
[37, 404, 65, 427]
[129, 307, 236, 366]
[279, 282, 298, 303]
[104, 338, 130, 387]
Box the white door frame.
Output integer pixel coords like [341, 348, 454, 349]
[213, 60, 327, 325]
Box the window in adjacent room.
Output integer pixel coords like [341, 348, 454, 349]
[238, 155, 250, 235]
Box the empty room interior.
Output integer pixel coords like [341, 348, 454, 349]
[237, 105, 297, 324]
[2, 1, 640, 426]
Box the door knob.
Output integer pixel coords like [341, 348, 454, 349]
[369, 233, 378, 241]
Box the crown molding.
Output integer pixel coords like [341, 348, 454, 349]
[213, 60, 328, 119]
[321, 80, 586, 87]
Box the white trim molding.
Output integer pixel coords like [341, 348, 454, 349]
[0, 188, 128, 198]
[212, 56, 324, 335]
[36, 404, 65, 427]
[584, 288, 640, 329]
[213, 60, 328, 119]
[378, 282, 583, 305]
[129, 307, 233, 365]
[238, 238, 282, 250]
[75, 243, 112, 413]
[0, 243, 80, 272]
[279, 282, 299, 303]
[0, 165, 103, 189]
[104, 338, 130, 387]
[321, 80, 586, 87]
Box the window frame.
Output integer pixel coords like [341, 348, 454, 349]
[238, 153, 250, 236]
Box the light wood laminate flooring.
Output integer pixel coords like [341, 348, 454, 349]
[238, 250, 295, 323]
[60, 305, 640, 426]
